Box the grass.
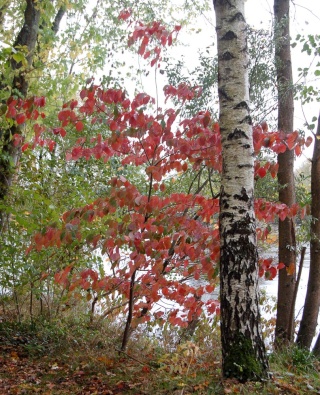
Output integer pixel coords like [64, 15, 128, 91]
[0, 314, 319, 394]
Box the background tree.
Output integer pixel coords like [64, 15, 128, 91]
[296, 111, 320, 349]
[274, 0, 296, 343]
[0, 0, 42, 228]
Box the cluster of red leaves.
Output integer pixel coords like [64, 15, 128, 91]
[48, 84, 222, 179]
[7, 96, 52, 152]
[32, 175, 220, 325]
[255, 200, 304, 222]
[164, 83, 203, 103]
[122, 8, 181, 67]
[259, 258, 285, 280]
[253, 123, 313, 157]
[254, 160, 279, 179]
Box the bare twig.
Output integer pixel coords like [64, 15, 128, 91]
[115, 347, 156, 370]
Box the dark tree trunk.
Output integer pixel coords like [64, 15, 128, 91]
[213, 0, 268, 381]
[11, 0, 41, 96]
[297, 112, 320, 349]
[274, 0, 296, 344]
[0, 1, 66, 229]
[0, 1, 41, 228]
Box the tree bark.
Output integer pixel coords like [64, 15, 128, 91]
[213, 0, 268, 381]
[274, 0, 296, 344]
[11, 0, 41, 96]
[297, 112, 320, 349]
[52, 6, 66, 35]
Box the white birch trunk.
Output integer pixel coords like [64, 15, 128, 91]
[213, 0, 268, 380]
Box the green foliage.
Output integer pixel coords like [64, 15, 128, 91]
[293, 34, 320, 109]
[247, 27, 277, 124]
[270, 344, 319, 374]
[0, 312, 124, 357]
[165, 50, 219, 118]
[255, 171, 278, 201]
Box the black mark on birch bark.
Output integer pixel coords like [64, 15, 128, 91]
[240, 115, 252, 125]
[221, 51, 235, 61]
[218, 88, 233, 102]
[227, 128, 248, 140]
[229, 12, 245, 23]
[221, 30, 238, 40]
[234, 101, 249, 111]
[234, 187, 249, 202]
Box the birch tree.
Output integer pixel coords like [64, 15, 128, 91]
[213, 0, 268, 381]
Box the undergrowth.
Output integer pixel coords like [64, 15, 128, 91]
[0, 312, 319, 394]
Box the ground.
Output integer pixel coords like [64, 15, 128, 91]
[0, 321, 319, 394]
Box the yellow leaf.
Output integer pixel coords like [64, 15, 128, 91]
[286, 262, 295, 276]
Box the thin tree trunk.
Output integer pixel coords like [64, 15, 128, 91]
[121, 270, 136, 351]
[313, 331, 320, 357]
[213, 0, 268, 381]
[297, 112, 320, 349]
[30, 285, 34, 322]
[288, 246, 306, 332]
[274, 0, 296, 344]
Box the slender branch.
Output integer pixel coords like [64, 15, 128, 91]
[208, 168, 220, 199]
[99, 300, 130, 320]
[291, 246, 306, 323]
[52, 6, 66, 34]
[187, 167, 204, 194]
[120, 269, 136, 351]
[291, 1, 320, 22]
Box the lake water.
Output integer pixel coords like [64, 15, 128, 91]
[193, 246, 319, 348]
[260, 247, 320, 347]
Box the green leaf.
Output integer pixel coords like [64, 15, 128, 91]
[12, 52, 28, 66]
